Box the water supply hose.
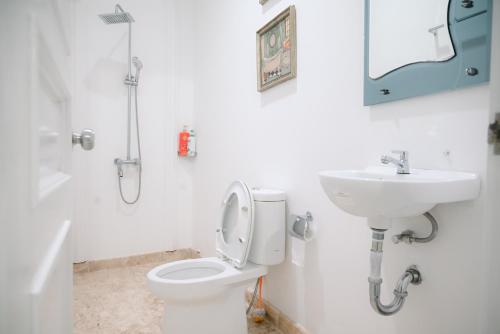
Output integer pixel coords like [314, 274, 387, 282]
[246, 278, 260, 315]
[392, 212, 439, 244]
[117, 85, 142, 204]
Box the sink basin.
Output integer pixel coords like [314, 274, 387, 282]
[319, 166, 480, 228]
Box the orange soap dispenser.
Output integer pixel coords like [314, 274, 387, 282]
[178, 126, 189, 157]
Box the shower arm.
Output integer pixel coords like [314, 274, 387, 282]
[109, 4, 132, 80]
[368, 229, 422, 316]
[115, 4, 125, 13]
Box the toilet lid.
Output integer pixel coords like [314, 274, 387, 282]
[216, 181, 255, 269]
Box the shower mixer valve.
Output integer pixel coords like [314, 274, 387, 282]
[114, 158, 141, 177]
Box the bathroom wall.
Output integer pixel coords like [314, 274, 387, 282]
[191, 1, 497, 333]
[73, 0, 195, 261]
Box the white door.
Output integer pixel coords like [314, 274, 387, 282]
[0, 0, 90, 333]
[481, 5, 500, 331]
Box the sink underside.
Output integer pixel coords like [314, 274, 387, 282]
[319, 167, 480, 225]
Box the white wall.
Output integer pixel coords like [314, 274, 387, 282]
[73, 0, 195, 261]
[191, 1, 496, 333]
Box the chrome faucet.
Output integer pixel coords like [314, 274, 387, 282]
[381, 150, 410, 174]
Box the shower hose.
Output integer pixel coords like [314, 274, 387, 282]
[118, 84, 142, 204]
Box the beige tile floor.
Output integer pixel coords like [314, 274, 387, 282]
[74, 261, 284, 334]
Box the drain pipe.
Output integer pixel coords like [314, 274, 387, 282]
[368, 229, 422, 316]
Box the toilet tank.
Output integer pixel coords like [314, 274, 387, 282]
[248, 188, 286, 266]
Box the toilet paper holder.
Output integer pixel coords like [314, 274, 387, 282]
[290, 211, 314, 241]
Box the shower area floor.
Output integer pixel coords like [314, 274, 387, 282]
[73, 252, 283, 334]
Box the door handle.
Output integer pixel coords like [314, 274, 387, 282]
[488, 121, 499, 143]
[488, 113, 500, 155]
[72, 129, 95, 151]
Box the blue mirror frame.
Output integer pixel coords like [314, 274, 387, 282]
[364, 0, 493, 106]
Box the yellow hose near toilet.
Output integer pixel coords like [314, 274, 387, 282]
[251, 277, 266, 323]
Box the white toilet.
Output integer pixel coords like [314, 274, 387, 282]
[147, 181, 286, 334]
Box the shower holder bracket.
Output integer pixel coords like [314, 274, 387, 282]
[124, 76, 138, 86]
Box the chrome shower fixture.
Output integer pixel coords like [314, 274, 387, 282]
[124, 57, 142, 86]
[99, 4, 143, 205]
[98, 4, 134, 24]
[132, 56, 143, 83]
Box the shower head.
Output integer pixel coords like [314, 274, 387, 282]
[132, 57, 143, 82]
[99, 4, 134, 24]
[132, 57, 143, 71]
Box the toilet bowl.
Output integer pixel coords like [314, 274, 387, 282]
[148, 257, 267, 302]
[147, 181, 286, 334]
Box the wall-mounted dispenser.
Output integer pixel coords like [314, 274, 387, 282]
[289, 211, 315, 242]
[289, 211, 315, 267]
[178, 126, 197, 157]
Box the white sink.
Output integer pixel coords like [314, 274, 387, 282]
[319, 166, 480, 228]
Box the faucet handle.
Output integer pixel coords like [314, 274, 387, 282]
[382, 150, 411, 174]
[391, 150, 409, 160]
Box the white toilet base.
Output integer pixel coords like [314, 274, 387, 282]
[162, 285, 248, 334]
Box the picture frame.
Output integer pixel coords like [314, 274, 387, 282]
[256, 6, 296, 92]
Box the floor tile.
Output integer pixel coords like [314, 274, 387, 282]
[74, 260, 283, 334]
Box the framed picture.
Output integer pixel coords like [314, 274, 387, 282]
[256, 6, 296, 92]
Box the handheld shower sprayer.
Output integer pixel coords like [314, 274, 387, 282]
[132, 57, 143, 83]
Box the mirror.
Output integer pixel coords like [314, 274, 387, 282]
[369, 0, 454, 79]
[364, 0, 492, 106]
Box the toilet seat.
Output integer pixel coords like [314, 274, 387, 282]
[216, 181, 255, 269]
[147, 257, 267, 302]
